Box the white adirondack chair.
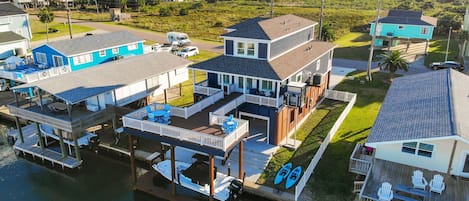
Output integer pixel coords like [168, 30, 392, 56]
[377, 182, 393, 201]
[412, 170, 428, 190]
[429, 174, 445, 194]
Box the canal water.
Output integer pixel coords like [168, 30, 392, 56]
[0, 120, 270, 201]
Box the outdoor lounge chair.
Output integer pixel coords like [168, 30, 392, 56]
[412, 170, 428, 190]
[429, 174, 445, 194]
[377, 182, 393, 201]
[146, 106, 156, 121]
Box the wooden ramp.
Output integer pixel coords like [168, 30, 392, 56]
[10, 125, 82, 169]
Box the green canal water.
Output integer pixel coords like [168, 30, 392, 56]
[0, 120, 270, 201]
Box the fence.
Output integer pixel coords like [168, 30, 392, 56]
[0, 65, 71, 83]
[294, 90, 357, 201]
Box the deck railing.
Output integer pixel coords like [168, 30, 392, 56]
[213, 94, 246, 116]
[123, 111, 248, 151]
[167, 90, 223, 119]
[358, 166, 375, 201]
[0, 65, 71, 83]
[349, 144, 373, 175]
[245, 94, 282, 108]
[194, 81, 220, 96]
[294, 90, 357, 201]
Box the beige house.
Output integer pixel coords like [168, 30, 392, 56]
[350, 69, 469, 201]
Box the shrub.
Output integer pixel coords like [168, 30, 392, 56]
[48, 27, 58, 33]
[191, 2, 204, 9]
[179, 8, 188, 16]
[213, 21, 223, 27]
[159, 7, 171, 16]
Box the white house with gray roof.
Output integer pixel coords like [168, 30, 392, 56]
[31, 31, 145, 71]
[350, 69, 469, 201]
[191, 14, 336, 145]
[0, 2, 31, 59]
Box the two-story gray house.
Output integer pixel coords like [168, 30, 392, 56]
[191, 14, 336, 145]
[0, 2, 32, 59]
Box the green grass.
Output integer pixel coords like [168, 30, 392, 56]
[308, 71, 392, 201]
[333, 32, 384, 61]
[257, 99, 347, 192]
[30, 18, 95, 41]
[424, 35, 460, 66]
[166, 50, 221, 107]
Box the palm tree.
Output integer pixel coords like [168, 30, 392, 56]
[381, 50, 409, 81]
[38, 8, 54, 42]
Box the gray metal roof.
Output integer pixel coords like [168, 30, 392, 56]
[14, 52, 191, 104]
[223, 14, 317, 40]
[367, 69, 469, 143]
[38, 31, 143, 56]
[0, 31, 26, 43]
[190, 41, 335, 81]
[0, 3, 26, 16]
[375, 9, 437, 26]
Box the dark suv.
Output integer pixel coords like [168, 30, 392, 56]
[429, 61, 464, 71]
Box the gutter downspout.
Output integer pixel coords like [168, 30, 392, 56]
[447, 140, 458, 175]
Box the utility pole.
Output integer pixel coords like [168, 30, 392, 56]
[95, 0, 99, 14]
[367, 0, 381, 82]
[318, 0, 325, 41]
[270, 0, 274, 18]
[66, 2, 73, 39]
[445, 26, 452, 62]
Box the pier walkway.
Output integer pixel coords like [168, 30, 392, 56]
[9, 125, 82, 169]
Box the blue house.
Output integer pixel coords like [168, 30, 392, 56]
[31, 31, 144, 71]
[191, 14, 336, 145]
[370, 10, 437, 50]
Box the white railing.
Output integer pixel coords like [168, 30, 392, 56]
[324, 89, 356, 102]
[245, 94, 282, 108]
[208, 114, 249, 149]
[213, 94, 246, 116]
[294, 90, 357, 201]
[349, 144, 373, 175]
[194, 84, 220, 96]
[123, 111, 248, 151]
[358, 166, 375, 201]
[169, 90, 224, 119]
[0, 65, 71, 83]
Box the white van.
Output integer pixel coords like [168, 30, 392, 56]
[167, 32, 191, 47]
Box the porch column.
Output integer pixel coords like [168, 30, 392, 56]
[57, 130, 67, 158]
[243, 77, 246, 94]
[238, 140, 244, 179]
[170, 144, 176, 195]
[179, 83, 182, 96]
[164, 89, 168, 104]
[192, 70, 196, 85]
[35, 122, 45, 150]
[14, 116, 24, 143]
[129, 134, 137, 184]
[67, 103, 72, 121]
[209, 154, 215, 201]
[112, 115, 117, 135]
[38, 90, 43, 112]
[72, 132, 81, 161]
[276, 81, 281, 99]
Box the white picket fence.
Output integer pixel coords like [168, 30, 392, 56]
[294, 90, 357, 201]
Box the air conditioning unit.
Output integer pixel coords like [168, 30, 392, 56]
[285, 93, 303, 107]
[312, 74, 322, 86]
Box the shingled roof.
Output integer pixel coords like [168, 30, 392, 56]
[0, 3, 26, 17]
[190, 41, 335, 80]
[223, 14, 317, 40]
[367, 69, 469, 144]
[35, 31, 143, 56]
[374, 9, 437, 26]
[13, 52, 191, 104]
[0, 31, 26, 43]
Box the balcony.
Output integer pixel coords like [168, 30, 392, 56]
[349, 143, 373, 175]
[0, 64, 71, 83]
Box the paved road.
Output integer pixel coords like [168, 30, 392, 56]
[333, 57, 432, 76]
[32, 17, 224, 53]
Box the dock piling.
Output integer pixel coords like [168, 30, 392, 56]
[15, 116, 24, 143]
[57, 130, 67, 158]
[73, 132, 81, 161]
[35, 122, 45, 150]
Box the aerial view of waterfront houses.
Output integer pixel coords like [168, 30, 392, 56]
[2, 0, 469, 201]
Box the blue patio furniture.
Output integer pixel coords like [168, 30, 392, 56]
[222, 114, 238, 134]
[146, 106, 156, 122]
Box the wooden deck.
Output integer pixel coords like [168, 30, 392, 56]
[9, 125, 82, 169]
[170, 93, 243, 137]
[361, 159, 469, 201]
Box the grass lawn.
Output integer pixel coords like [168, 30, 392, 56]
[30, 18, 95, 41]
[424, 35, 460, 66]
[333, 32, 384, 61]
[167, 50, 221, 107]
[257, 99, 347, 192]
[308, 71, 392, 201]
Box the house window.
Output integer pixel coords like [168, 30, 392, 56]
[73, 53, 93, 65]
[36, 52, 47, 64]
[112, 48, 119, 54]
[398, 25, 405, 29]
[421, 27, 429, 35]
[247, 43, 255, 56]
[246, 78, 253, 89]
[261, 80, 273, 90]
[237, 42, 245, 55]
[316, 60, 321, 71]
[296, 72, 302, 82]
[52, 55, 64, 67]
[223, 75, 230, 84]
[402, 142, 434, 158]
[238, 77, 244, 89]
[99, 50, 106, 57]
[128, 43, 138, 50]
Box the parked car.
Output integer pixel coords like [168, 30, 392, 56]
[429, 61, 464, 71]
[177, 46, 199, 58]
[167, 32, 191, 47]
[152, 43, 178, 53]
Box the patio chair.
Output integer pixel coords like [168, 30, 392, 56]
[146, 106, 156, 122]
[429, 174, 445, 194]
[412, 170, 428, 190]
[377, 182, 393, 201]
